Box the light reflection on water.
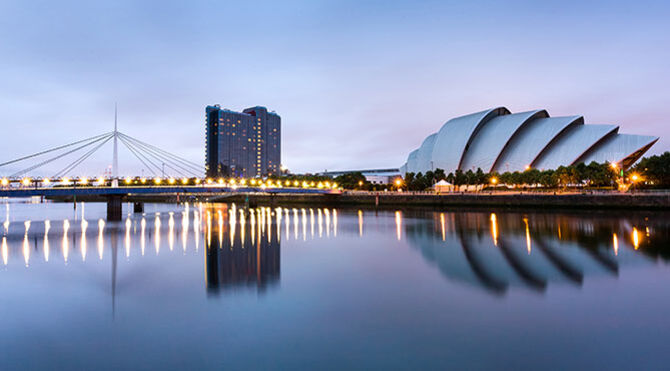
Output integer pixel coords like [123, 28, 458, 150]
[1, 203, 667, 296]
[1, 201, 670, 369]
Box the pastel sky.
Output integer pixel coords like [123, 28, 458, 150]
[1, 0, 668, 176]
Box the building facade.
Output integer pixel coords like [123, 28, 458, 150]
[401, 106, 658, 175]
[206, 105, 281, 178]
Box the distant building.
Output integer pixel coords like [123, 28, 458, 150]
[206, 105, 281, 178]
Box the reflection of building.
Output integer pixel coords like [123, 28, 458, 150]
[401, 107, 659, 175]
[205, 206, 280, 295]
[402, 210, 666, 295]
[205, 105, 281, 178]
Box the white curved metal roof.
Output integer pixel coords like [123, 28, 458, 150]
[430, 107, 509, 174]
[493, 116, 583, 173]
[460, 110, 548, 173]
[401, 107, 658, 175]
[577, 134, 659, 168]
[532, 124, 618, 170]
[415, 133, 438, 173]
[405, 149, 420, 173]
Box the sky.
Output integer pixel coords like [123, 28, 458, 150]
[0, 0, 669, 176]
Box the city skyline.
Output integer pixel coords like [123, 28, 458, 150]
[1, 0, 669, 175]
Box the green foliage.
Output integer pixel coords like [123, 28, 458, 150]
[333, 172, 370, 190]
[632, 151, 670, 188]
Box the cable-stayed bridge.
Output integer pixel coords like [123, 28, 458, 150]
[0, 110, 336, 220]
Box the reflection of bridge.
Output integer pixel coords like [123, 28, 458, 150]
[0, 186, 334, 221]
[2, 203, 664, 302]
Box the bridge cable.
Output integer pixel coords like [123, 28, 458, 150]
[53, 135, 114, 178]
[119, 133, 203, 172]
[119, 134, 203, 175]
[119, 134, 199, 177]
[124, 140, 189, 178]
[0, 132, 112, 168]
[117, 135, 157, 177]
[120, 133, 203, 170]
[117, 135, 163, 176]
[119, 134, 197, 177]
[10, 133, 114, 178]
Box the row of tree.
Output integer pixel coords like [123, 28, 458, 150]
[402, 161, 620, 191]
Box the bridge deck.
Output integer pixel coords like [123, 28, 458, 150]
[0, 186, 335, 198]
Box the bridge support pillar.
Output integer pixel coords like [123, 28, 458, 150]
[133, 202, 144, 213]
[106, 195, 123, 221]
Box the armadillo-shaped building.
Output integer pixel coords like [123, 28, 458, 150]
[400, 107, 658, 175]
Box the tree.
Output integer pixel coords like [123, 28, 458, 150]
[633, 151, 670, 188]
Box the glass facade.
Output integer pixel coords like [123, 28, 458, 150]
[206, 105, 281, 178]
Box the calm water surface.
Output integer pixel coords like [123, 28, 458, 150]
[1, 201, 669, 370]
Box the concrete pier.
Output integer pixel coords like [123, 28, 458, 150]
[106, 195, 123, 221]
[133, 202, 144, 213]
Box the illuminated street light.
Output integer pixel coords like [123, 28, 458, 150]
[43, 178, 50, 185]
[610, 162, 618, 170]
[22, 178, 31, 186]
[181, 178, 188, 185]
[168, 177, 176, 185]
[1, 178, 8, 186]
[195, 178, 201, 184]
[62, 177, 70, 185]
[124, 177, 132, 184]
[154, 177, 161, 185]
[490, 177, 498, 185]
[394, 179, 402, 187]
[141, 177, 147, 184]
[79, 177, 89, 185]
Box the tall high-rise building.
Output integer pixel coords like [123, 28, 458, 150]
[205, 105, 281, 178]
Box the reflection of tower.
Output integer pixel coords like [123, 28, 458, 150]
[110, 223, 118, 319]
[205, 206, 280, 296]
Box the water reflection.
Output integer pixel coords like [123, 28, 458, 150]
[402, 209, 670, 295]
[205, 204, 280, 296]
[1, 203, 669, 300]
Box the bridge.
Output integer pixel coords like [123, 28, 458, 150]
[0, 106, 337, 220]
